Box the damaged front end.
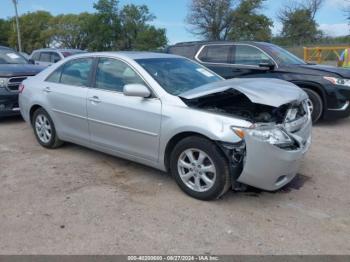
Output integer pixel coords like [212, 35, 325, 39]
[180, 80, 312, 191]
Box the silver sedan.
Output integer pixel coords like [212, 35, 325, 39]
[19, 52, 312, 200]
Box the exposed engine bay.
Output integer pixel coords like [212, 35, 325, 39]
[182, 89, 301, 124]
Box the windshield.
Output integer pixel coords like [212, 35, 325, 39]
[136, 58, 222, 95]
[0, 49, 28, 64]
[263, 44, 306, 66]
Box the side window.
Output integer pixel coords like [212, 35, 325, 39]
[51, 52, 61, 63]
[39, 52, 51, 62]
[31, 52, 40, 61]
[197, 45, 231, 63]
[95, 58, 145, 92]
[46, 67, 62, 83]
[60, 58, 93, 87]
[233, 45, 271, 66]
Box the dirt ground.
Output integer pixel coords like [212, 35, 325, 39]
[0, 116, 349, 255]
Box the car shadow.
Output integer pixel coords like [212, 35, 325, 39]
[61, 142, 312, 202]
[228, 173, 311, 200]
[315, 117, 350, 127]
[0, 115, 24, 124]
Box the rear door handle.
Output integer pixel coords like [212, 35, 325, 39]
[88, 96, 101, 104]
[43, 87, 52, 93]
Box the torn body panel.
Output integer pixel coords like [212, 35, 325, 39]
[181, 79, 312, 191]
[180, 78, 308, 108]
[237, 119, 312, 191]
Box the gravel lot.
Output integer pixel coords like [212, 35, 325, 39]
[0, 116, 349, 255]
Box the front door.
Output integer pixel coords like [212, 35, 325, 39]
[87, 57, 162, 163]
[229, 44, 276, 78]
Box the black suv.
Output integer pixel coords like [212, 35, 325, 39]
[167, 41, 350, 123]
[0, 46, 44, 118]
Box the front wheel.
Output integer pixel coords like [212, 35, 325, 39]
[170, 136, 231, 200]
[303, 89, 323, 123]
[32, 108, 63, 149]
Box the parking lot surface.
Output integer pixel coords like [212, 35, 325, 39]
[0, 116, 350, 254]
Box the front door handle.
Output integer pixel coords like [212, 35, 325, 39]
[43, 87, 52, 93]
[88, 96, 101, 104]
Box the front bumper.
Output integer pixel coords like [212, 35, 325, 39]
[0, 89, 20, 117]
[236, 118, 312, 191]
[324, 83, 350, 120]
[324, 100, 350, 119]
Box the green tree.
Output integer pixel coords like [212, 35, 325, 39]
[134, 26, 167, 50]
[345, 0, 350, 25]
[228, 0, 272, 41]
[119, 4, 166, 50]
[89, 0, 121, 50]
[187, 0, 236, 40]
[49, 13, 94, 50]
[278, 0, 324, 45]
[187, 0, 271, 41]
[8, 11, 52, 53]
[0, 19, 11, 47]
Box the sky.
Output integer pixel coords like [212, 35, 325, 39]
[0, 0, 349, 44]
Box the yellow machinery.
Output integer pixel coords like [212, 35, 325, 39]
[303, 46, 350, 66]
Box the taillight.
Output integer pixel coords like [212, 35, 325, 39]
[19, 83, 25, 93]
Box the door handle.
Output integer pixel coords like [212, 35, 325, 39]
[88, 96, 101, 104]
[43, 87, 52, 93]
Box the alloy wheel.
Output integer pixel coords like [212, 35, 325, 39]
[35, 114, 52, 143]
[177, 149, 216, 192]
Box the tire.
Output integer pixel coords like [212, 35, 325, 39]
[303, 88, 323, 123]
[170, 136, 231, 201]
[32, 108, 63, 149]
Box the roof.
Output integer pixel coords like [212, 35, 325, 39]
[32, 48, 85, 52]
[170, 40, 271, 47]
[81, 51, 181, 60]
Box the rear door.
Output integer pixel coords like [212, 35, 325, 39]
[196, 44, 234, 79]
[87, 57, 162, 162]
[44, 57, 93, 143]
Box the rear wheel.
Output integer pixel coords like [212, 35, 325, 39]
[170, 136, 231, 200]
[303, 88, 323, 123]
[32, 108, 63, 149]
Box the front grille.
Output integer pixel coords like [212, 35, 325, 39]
[6, 76, 27, 92]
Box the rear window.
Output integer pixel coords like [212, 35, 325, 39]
[62, 51, 85, 57]
[168, 45, 199, 58]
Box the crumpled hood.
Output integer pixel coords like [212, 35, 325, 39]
[180, 78, 308, 108]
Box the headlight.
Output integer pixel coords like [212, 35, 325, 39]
[0, 78, 8, 88]
[232, 125, 294, 146]
[324, 77, 350, 87]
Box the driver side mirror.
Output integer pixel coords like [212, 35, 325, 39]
[28, 59, 35, 64]
[259, 60, 275, 70]
[123, 84, 151, 98]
